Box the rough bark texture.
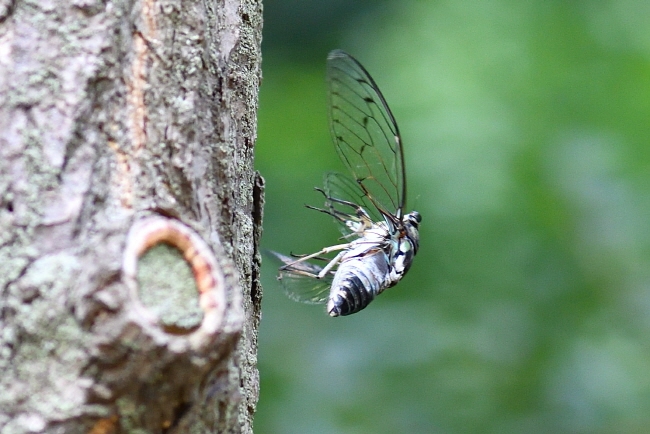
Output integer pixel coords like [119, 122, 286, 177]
[0, 0, 263, 432]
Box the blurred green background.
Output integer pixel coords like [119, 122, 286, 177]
[254, 1, 650, 433]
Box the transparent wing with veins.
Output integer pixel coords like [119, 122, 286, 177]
[267, 251, 335, 305]
[327, 49, 407, 221]
[308, 172, 377, 237]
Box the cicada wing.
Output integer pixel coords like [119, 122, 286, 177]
[280, 271, 333, 305]
[321, 172, 378, 236]
[327, 50, 406, 220]
[267, 251, 333, 305]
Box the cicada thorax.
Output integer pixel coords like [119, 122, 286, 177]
[327, 250, 391, 317]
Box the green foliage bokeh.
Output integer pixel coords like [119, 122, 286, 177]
[255, 1, 650, 433]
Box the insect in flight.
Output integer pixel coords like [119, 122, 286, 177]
[270, 49, 421, 317]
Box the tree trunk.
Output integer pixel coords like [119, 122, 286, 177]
[0, 0, 263, 432]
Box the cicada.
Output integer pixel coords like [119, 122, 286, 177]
[270, 50, 421, 317]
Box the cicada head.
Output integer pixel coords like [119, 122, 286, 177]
[404, 211, 421, 255]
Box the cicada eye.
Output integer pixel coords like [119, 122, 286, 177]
[408, 211, 421, 226]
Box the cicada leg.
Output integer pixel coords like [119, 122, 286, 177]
[307, 188, 374, 235]
[280, 243, 351, 279]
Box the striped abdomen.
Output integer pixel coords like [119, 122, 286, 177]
[327, 252, 390, 317]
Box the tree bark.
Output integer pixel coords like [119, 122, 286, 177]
[0, 0, 263, 432]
